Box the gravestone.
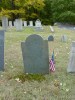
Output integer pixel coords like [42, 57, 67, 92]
[29, 21, 33, 26]
[61, 35, 67, 42]
[48, 35, 54, 41]
[2, 16, 8, 31]
[35, 19, 43, 31]
[54, 23, 58, 26]
[67, 41, 75, 72]
[24, 21, 27, 27]
[50, 26, 54, 33]
[0, 30, 5, 71]
[9, 21, 12, 28]
[21, 34, 49, 74]
[15, 19, 22, 31]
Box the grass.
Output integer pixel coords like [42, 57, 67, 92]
[0, 25, 75, 100]
[14, 74, 46, 83]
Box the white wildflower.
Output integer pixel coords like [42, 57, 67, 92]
[60, 83, 62, 86]
[15, 78, 21, 82]
[24, 91, 26, 94]
[67, 52, 70, 55]
[1, 75, 3, 77]
[5, 63, 7, 65]
[66, 89, 69, 92]
[66, 47, 68, 49]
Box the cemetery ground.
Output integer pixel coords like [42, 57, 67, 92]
[0, 26, 75, 100]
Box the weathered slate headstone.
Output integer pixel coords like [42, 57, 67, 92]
[50, 26, 54, 33]
[2, 16, 8, 31]
[24, 21, 27, 27]
[15, 19, 22, 31]
[0, 30, 5, 71]
[67, 41, 75, 72]
[21, 34, 49, 74]
[61, 35, 67, 42]
[48, 35, 54, 41]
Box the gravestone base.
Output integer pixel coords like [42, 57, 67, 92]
[35, 27, 44, 31]
[28, 26, 34, 28]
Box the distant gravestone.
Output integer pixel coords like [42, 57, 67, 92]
[35, 19, 43, 31]
[2, 16, 8, 31]
[48, 35, 54, 41]
[15, 19, 22, 31]
[24, 21, 27, 27]
[29, 21, 33, 26]
[61, 35, 67, 42]
[54, 23, 58, 26]
[9, 21, 12, 28]
[0, 30, 5, 71]
[67, 41, 75, 72]
[21, 34, 49, 74]
[50, 26, 54, 33]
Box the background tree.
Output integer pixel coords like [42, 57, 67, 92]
[40, 0, 53, 25]
[13, 0, 45, 21]
[0, 0, 24, 20]
[51, 0, 75, 24]
[0, 0, 75, 24]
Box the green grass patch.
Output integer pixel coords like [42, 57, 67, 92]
[14, 73, 46, 83]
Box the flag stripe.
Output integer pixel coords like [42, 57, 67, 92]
[49, 59, 55, 72]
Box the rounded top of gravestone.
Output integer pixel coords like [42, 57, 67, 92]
[48, 35, 54, 41]
[36, 19, 41, 22]
[36, 19, 40, 21]
[25, 34, 43, 45]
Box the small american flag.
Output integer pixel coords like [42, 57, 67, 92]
[49, 51, 55, 72]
